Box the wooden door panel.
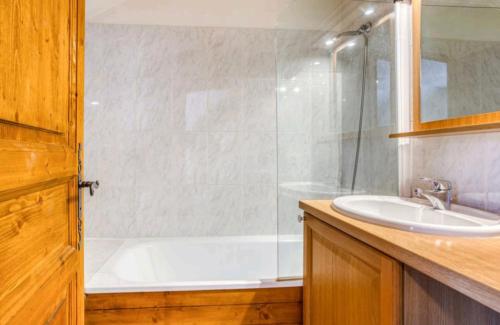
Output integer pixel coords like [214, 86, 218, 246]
[8, 269, 78, 325]
[50, 301, 69, 325]
[0, 182, 77, 321]
[0, 0, 85, 323]
[0, 156, 81, 324]
[0, 0, 71, 134]
[304, 215, 402, 325]
[0, 139, 75, 192]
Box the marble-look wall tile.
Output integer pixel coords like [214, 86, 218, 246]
[277, 87, 309, 133]
[166, 132, 209, 184]
[85, 24, 279, 238]
[170, 78, 209, 131]
[242, 132, 277, 184]
[206, 79, 243, 132]
[276, 29, 343, 235]
[86, 24, 341, 238]
[85, 186, 138, 238]
[336, 17, 399, 195]
[410, 132, 500, 213]
[206, 29, 247, 79]
[136, 26, 176, 80]
[242, 79, 277, 132]
[277, 133, 312, 183]
[134, 77, 172, 131]
[242, 184, 277, 230]
[207, 132, 243, 185]
[205, 131, 277, 186]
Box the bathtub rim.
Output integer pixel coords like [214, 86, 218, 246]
[85, 235, 303, 294]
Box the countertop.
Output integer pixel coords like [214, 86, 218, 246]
[299, 200, 500, 313]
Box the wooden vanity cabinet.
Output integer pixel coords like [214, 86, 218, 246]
[303, 214, 402, 325]
[404, 267, 500, 325]
[303, 212, 500, 325]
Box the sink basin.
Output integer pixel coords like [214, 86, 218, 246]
[332, 195, 500, 237]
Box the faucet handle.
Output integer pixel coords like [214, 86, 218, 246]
[435, 179, 452, 191]
[418, 177, 452, 192]
[418, 177, 440, 191]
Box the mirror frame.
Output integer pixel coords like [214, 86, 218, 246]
[412, 0, 500, 132]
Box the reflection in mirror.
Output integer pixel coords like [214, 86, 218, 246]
[420, 3, 500, 123]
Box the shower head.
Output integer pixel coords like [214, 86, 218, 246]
[336, 22, 372, 38]
[358, 22, 372, 34]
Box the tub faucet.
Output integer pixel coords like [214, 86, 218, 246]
[414, 178, 453, 210]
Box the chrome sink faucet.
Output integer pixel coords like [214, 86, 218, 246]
[414, 178, 453, 210]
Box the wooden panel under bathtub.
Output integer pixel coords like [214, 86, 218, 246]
[85, 286, 303, 324]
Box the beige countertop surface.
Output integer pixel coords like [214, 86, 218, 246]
[300, 200, 500, 313]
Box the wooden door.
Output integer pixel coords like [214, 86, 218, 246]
[0, 0, 85, 324]
[303, 214, 402, 325]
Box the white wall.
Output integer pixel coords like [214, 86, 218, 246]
[84, 24, 278, 237]
[84, 24, 332, 238]
[337, 17, 399, 196]
[409, 133, 500, 214]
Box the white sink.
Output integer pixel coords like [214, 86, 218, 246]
[332, 195, 500, 237]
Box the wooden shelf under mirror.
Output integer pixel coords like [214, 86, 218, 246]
[403, 0, 500, 138]
[389, 122, 500, 138]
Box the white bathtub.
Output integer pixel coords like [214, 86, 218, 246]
[85, 235, 302, 293]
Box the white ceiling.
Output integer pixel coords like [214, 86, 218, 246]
[85, 0, 395, 30]
[86, 0, 295, 29]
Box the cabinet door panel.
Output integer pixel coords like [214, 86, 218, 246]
[304, 215, 402, 325]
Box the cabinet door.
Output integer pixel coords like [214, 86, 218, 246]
[304, 215, 402, 325]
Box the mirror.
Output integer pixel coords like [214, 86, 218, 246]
[413, 0, 500, 131]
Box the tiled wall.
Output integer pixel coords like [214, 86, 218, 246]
[276, 30, 337, 236]
[274, 30, 338, 278]
[276, 30, 337, 186]
[275, 18, 400, 239]
[84, 24, 278, 237]
[410, 133, 500, 214]
[84, 22, 403, 238]
[337, 17, 399, 196]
